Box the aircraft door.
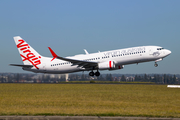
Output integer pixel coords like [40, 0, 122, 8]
[42, 63, 46, 71]
[149, 48, 153, 55]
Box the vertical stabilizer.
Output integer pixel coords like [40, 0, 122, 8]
[13, 36, 42, 69]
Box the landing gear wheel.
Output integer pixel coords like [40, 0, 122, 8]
[95, 71, 100, 76]
[154, 63, 158, 67]
[89, 71, 94, 76]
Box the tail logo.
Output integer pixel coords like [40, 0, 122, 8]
[17, 40, 41, 69]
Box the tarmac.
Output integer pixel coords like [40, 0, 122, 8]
[0, 116, 179, 120]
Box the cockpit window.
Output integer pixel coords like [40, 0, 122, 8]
[157, 48, 164, 50]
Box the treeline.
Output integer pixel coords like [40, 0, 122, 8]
[133, 74, 177, 84]
[0, 73, 179, 84]
[71, 74, 179, 84]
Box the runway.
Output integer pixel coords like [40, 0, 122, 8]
[0, 116, 179, 120]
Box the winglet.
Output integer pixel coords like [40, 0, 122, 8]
[48, 47, 58, 61]
[84, 49, 89, 54]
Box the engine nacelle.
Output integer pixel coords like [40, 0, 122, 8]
[98, 61, 115, 70]
[109, 65, 124, 71]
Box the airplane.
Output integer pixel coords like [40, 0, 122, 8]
[10, 36, 171, 76]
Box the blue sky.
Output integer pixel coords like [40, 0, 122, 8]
[0, 0, 180, 74]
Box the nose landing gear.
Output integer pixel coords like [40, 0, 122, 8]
[154, 62, 158, 67]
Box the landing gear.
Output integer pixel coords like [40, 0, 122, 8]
[154, 62, 158, 67]
[89, 71, 94, 76]
[89, 70, 100, 77]
[95, 71, 100, 76]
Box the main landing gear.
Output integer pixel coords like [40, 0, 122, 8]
[89, 70, 100, 77]
[154, 62, 158, 67]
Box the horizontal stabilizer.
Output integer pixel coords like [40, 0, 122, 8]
[9, 64, 33, 68]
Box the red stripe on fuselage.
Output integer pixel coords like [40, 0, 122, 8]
[109, 61, 112, 69]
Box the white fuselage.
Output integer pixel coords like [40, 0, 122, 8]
[23, 46, 171, 74]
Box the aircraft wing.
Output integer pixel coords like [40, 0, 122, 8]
[48, 47, 98, 69]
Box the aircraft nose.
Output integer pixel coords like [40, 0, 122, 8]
[167, 50, 171, 55]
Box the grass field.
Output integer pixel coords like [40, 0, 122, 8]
[0, 84, 180, 117]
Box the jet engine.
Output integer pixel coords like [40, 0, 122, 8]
[98, 61, 115, 70]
